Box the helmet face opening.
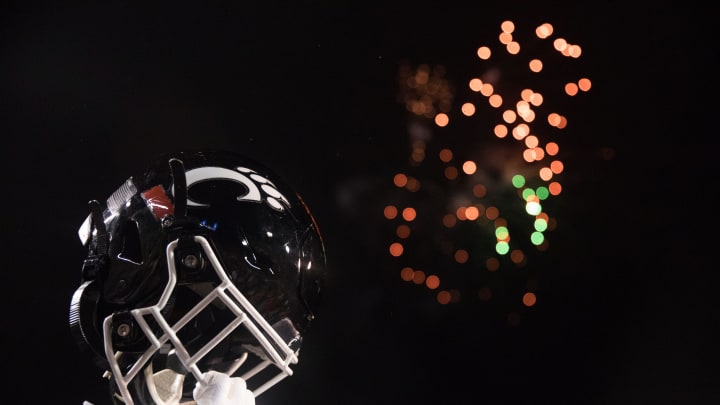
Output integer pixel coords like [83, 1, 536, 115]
[69, 150, 327, 404]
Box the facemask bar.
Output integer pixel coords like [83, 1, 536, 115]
[103, 235, 299, 405]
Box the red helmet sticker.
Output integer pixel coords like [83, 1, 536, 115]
[141, 185, 175, 221]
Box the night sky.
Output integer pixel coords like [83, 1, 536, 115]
[1, 2, 717, 404]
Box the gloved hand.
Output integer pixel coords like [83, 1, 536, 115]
[193, 370, 255, 405]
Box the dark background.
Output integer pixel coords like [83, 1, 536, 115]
[1, 2, 717, 404]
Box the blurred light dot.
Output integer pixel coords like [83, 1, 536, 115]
[477, 46, 491, 60]
[442, 213, 457, 228]
[480, 83, 494, 96]
[411, 149, 425, 163]
[389, 242, 404, 257]
[513, 123, 530, 139]
[546, 142, 559, 155]
[503, 109, 517, 123]
[525, 201, 542, 215]
[486, 206, 499, 220]
[523, 149, 536, 162]
[412, 270, 426, 284]
[522, 109, 536, 122]
[501, 20, 515, 33]
[568, 44, 582, 58]
[426, 275, 440, 290]
[548, 113, 561, 127]
[499, 32, 513, 44]
[465, 206, 479, 220]
[489, 94, 503, 108]
[486, 257, 500, 271]
[521, 88, 533, 101]
[454, 249, 469, 263]
[510, 249, 525, 264]
[461, 102, 476, 116]
[578, 77, 592, 91]
[462, 160, 477, 175]
[533, 147, 545, 161]
[384, 205, 398, 219]
[535, 23, 553, 38]
[521, 188, 535, 200]
[506, 41, 520, 54]
[565, 82, 579, 96]
[402, 207, 416, 221]
[529, 59, 543, 72]
[554, 38, 568, 52]
[473, 184, 487, 198]
[437, 290, 452, 304]
[549, 181, 562, 195]
[396, 224, 411, 238]
[494, 124, 508, 138]
[517, 100, 531, 116]
[539, 167, 553, 181]
[530, 231, 545, 245]
[445, 166, 458, 180]
[435, 113, 449, 127]
[536, 186, 550, 200]
[550, 160, 564, 174]
[406, 177, 421, 192]
[529, 92, 543, 106]
[524, 135, 539, 148]
[522, 292, 537, 307]
[456, 206, 467, 220]
[534, 218, 548, 232]
[496, 241, 510, 255]
[393, 173, 408, 187]
[439, 148, 453, 162]
[557, 115, 568, 129]
[495, 226, 509, 240]
[400, 267, 414, 281]
[469, 78, 483, 92]
[512, 174, 526, 188]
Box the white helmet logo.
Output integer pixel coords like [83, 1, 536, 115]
[174, 166, 290, 212]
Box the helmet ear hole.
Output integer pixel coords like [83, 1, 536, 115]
[118, 220, 143, 264]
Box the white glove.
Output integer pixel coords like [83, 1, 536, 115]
[193, 370, 255, 405]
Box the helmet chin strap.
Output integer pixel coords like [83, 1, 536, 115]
[145, 363, 185, 405]
[144, 351, 252, 405]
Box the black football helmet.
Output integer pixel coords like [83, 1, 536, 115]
[69, 150, 327, 404]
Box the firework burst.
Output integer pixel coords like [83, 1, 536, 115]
[387, 19, 592, 325]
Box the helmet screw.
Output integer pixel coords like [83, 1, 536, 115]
[116, 323, 132, 337]
[183, 254, 199, 269]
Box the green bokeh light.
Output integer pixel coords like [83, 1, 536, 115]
[536, 186, 550, 200]
[512, 174, 525, 188]
[534, 218, 548, 232]
[530, 231, 545, 245]
[522, 188, 535, 200]
[496, 241, 510, 255]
